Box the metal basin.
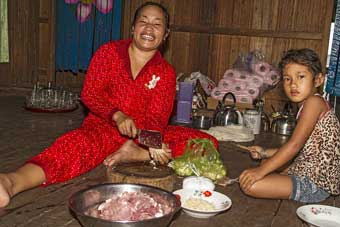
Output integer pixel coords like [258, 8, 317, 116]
[69, 183, 181, 227]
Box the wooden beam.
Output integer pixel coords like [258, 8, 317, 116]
[170, 25, 323, 40]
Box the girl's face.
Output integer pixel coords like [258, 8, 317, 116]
[131, 5, 168, 52]
[282, 63, 323, 105]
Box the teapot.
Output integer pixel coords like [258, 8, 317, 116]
[213, 92, 243, 126]
[271, 102, 296, 135]
[271, 115, 296, 135]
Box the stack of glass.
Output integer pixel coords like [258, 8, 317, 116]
[25, 81, 79, 110]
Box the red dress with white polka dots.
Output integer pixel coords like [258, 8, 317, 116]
[28, 39, 218, 185]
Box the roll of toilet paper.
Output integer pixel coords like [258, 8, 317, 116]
[249, 74, 264, 88]
[236, 71, 249, 80]
[263, 70, 280, 86]
[252, 61, 271, 77]
[223, 69, 241, 80]
[232, 81, 248, 92]
[246, 86, 260, 99]
[235, 94, 253, 104]
[211, 87, 232, 100]
[218, 78, 235, 90]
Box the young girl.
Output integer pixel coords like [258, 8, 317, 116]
[239, 48, 340, 203]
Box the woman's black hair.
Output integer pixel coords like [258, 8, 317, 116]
[132, 1, 170, 31]
[278, 48, 323, 77]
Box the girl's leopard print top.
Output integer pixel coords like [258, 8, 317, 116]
[288, 96, 340, 194]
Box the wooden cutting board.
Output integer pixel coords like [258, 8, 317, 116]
[106, 161, 176, 192]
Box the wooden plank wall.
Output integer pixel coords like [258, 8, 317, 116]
[37, 0, 55, 85]
[0, 0, 55, 92]
[0, 0, 334, 113]
[122, 0, 334, 113]
[0, 0, 36, 89]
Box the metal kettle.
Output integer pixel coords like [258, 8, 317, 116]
[213, 92, 243, 126]
[271, 115, 296, 135]
[271, 102, 296, 135]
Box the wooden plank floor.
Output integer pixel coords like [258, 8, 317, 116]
[0, 95, 339, 227]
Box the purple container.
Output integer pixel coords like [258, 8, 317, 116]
[176, 100, 192, 123]
[178, 82, 194, 101]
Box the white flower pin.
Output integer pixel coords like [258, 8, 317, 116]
[145, 74, 160, 89]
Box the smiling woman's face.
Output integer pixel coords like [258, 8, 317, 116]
[131, 5, 168, 52]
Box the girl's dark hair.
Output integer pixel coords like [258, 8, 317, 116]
[132, 2, 170, 31]
[278, 48, 323, 77]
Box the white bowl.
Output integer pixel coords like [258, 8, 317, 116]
[182, 176, 215, 191]
[173, 188, 232, 218]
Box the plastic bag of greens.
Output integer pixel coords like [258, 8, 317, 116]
[169, 138, 226, 181]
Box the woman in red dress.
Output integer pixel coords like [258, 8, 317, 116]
[0, 2, 217, 208]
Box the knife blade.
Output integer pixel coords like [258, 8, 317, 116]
[138, 129, 162, 149]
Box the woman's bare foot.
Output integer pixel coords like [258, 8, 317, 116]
[0, 174, 13, 208]
[103, 140, 150, 166]
[0, 164, 45, 208]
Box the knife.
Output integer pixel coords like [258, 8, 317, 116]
[138, 129, 163, 149]
[232, 143, 267, 158]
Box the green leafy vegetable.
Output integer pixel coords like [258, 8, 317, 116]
[169, 138, 226, 181]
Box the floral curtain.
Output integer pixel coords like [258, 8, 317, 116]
[55, 0, 122, 73]
[0, 0, 9, 63]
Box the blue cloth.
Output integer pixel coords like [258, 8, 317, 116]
[55, 0, 122, 73]
[326, 0, 340, 96]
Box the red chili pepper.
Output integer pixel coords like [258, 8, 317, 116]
[203, 190, 212, 197]
[175, 194, 181, 200]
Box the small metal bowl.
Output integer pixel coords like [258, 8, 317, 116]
[69, 183, 181, 227]
[192, 115, 212, 130]
[271, 116, 296, 136]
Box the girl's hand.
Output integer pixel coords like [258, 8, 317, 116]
[247, 146, 266, 160]
[149, 143, 173, 165]
[113, 111, 138, 138]
[239, 167, 265, 192]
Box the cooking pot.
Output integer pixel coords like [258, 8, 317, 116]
[192, 115, 212, 130]
[213, 92, 243, 126]
[271, 102, 296, 136]
[271, 115, 296, 135]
